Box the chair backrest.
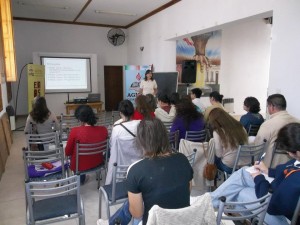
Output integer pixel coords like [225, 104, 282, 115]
[216, 193, 272, 225]
[247, 124, 261, 136]
[23, 144, 66, 180]
[291, 195, 300, 225]
[111, 163, 129, 203]
[231, 140, 266, 173]
[25, 131, 60, 151]
[25, 175, 83, 224]
[169, 130, 179, 152]
[163, 121, 173, 131]
[186, 149, 197, 167]
[75, 139, 108, 173]
[270, 141, 290, 168]
[59, 114, 81, 141]
[185, 130, 207, 142]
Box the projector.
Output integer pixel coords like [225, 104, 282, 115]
[74, 97, 88, 104]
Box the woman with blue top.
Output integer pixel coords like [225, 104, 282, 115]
[240, 96, 264, 131]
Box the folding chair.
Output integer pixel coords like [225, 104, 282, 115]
[216, 193, 272, 225]
[291, 195, 300, 225]
[75, 139, 108, 188]
[25, 131, 60, 151]
[59, 114, 81, 141]
[185, 130, 207, 142]
[186, 149, 197, 167]
[25, 175, 85, 225]
[23, 144, 67, 182]
[99, 163, 129, 219]
[163, 121, 173, 132]
[222, 140, 266, 180]
[247, 124, 261, 136]
[169, 130, 179, 152]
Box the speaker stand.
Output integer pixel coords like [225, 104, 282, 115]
[186, 84, 190, 95]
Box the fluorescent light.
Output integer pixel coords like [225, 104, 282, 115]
[95, 10, 137, 17]
[16, 1, 70, 10]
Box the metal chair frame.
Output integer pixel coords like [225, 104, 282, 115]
[25, 175, 85, 225]
[291, 195, 300, 225]
[75, 139, 108, 188]
[216, 193, 272, 225]
[99, 163, 129, 219]
[25, 131, 60, 151]
[185, 130, 207, 142]
[247, 124, 261, 136]
[169, 130, 179, 152]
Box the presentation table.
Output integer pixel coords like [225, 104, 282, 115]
[65, 102, 103, 114]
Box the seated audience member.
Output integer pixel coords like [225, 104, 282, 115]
[208, 108, 248, 174]
[190, 88, 206, 113]
[170, 98, 205, 140]
[98, 118, 193, 225]
[240, 96, 264, 132]
[145, 93, 157, 112]
[170, 92, 180, 106]
[204, 91, 226, 121]
[24, 96, 59, 134]
[255, 94, 299, 167]
[65, 105, 108, 185]
[105, 100, 142, 185]
[132, 95, 155, 120]
[210, 123, 300, 225]
[154, 93, 175, 122]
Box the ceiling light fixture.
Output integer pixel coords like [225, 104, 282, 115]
[16, 1, 70, 10]
[95, 10, 137, 17]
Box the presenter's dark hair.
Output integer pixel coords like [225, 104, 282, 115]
[175, 98, 203, 129]
[30, 96, 50, 124]
[267, 94, 287, 110]
[244, 97, 261, 113]
[277, 123, 300, 153]
[191, 88, 202, 98]
[118, 100, 134, 120]
[137, 118, 170, 158]
[75, 105, 97, 126]
[144, 69, 153, 81]
[210, 91, 224, 103]
[157, 93, 170, 104]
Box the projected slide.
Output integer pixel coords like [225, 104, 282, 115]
[42, 57, 91, 93]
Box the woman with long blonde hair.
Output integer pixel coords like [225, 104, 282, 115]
[208, 108, 248, 173]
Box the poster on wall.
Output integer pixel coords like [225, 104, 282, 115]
[176, 30, 221, 96]
[27, 64, 45, 112]
[124, 65, 151, 105]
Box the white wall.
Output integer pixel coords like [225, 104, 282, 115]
[221, 19, 271, 115]
[127, 0, 273, 116]
[13, 21, 128, 115]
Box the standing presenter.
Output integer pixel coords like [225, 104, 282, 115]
[139, 69, 158, 96]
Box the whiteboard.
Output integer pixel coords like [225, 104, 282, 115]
[153, 72, 178, 96]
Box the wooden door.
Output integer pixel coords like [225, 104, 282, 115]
[104, 66, 123, 111]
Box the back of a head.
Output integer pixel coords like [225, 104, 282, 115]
[135, 95, 152, 118]
[244, 96, 261, 113]
[277, 123, 300, 153]
[157, 93, 170, 104]
[267, 94, 287, 111]
[208, 108, 247, 148]
[118, 99, 134, 119]
[30, 96, 50, 123]
[145, 94, 157, 111]
[191, 88, 202, 98]
[137, 118, 170, 158]
[170, 92, 180, 105]
[210, 91, 223, 103]
[76, 105, 97, 126]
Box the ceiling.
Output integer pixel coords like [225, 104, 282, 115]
[12, 0, 180, 29]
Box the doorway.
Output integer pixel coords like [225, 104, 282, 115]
[104, 66, 123, 111]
